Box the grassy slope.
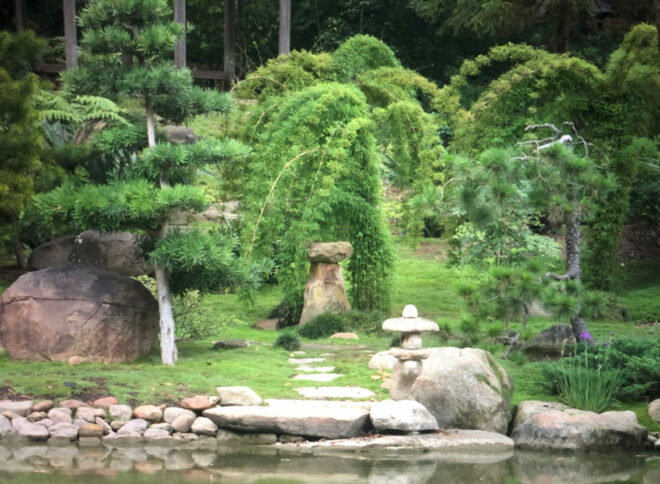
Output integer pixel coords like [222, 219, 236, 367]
[0, 241, 658, 430]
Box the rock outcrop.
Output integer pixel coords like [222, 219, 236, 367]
[400, 347, 513, 434]
[0, 265, 158, 363]
[511, 400, 648, 451]
[28, 230, 150, 277]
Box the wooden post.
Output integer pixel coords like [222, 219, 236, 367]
[279, 0, 291, 55]
[63, 0, 78, 69]
[14, 0, 26, 32]
[223, 0, 236, 81]
[174, 0, 186, 68]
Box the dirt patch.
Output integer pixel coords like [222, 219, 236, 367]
[619, 222, 660, 260]
[413, 241, 447, 260]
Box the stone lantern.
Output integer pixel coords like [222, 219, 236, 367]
[382, 305, 439, 400]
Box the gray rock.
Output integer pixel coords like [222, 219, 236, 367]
[48, 422, 78, 441]
[403, 347, 513, 434]
[212, 339, 252, 350]
[149, 422, 173, 433]
[163, 407, 196, 423]
[27, 411, 47, 422]
[48, 407, 72, 424]
[117, 419, 148, 436]
[649, 399, 660, 423]
[0, 265, 158, 363]
[109, 404, 133, 421]
[162, 124, 196, 144]
[307, 242, 353, 263]
[171, 414, 195, 433]
[103, 433, 144, 446]
[95, 417, 112, 434]
[76, 406, 106, 423]
[216, 386, 263, 406]
[191, 417, 217, 436]
[294, 387, 375, 400]
[143, 428, 171, 441]
[203, 401, 370, 439]
[12, 417, 50, 440]
[370, 399, 438, 432]
[133, 405, 162, 422]
[368, 351, 397, 371]
[216, 429, 278, 445]
[111, 420, 128, 431]
[73, 418, 88, 428]
[511, 400, 648, 451]
[36, 418, 54, 429]
[279, 429, 514, 453]
[0, 400, 33, 417]
[0, 415, 11, 435]
[522, 324, 575, 360]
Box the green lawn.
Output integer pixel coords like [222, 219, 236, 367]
[0, 239, 658, 431]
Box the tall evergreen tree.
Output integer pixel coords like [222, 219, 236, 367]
[42, 0, 256, 365]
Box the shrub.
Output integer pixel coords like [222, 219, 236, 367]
[538, 346, 623, 412]
[342, 309, 387, 334]
[297, 312, 346, 339]
[268, 300, 302, 329]
[274, 330, 301, 351]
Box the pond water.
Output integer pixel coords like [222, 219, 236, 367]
[1, 443, 659, 483]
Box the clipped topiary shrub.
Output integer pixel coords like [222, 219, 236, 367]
[331, 34, 400, 82]
[298, 312, 346, 339]
[274, 330, 301, 351]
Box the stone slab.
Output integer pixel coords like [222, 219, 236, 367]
[294, 387, 375, 400]
[292, 373, 342, 382]
[288, 358, 325, 365]
[295, 366, 336, 373]
[203, 403, 370, 439]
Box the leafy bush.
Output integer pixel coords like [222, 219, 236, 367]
[297, 312, 346, 339]
[342, 309, 387, 334]
[274, 330, 301, 351]
[135, 276, 224, 341]
[537, 346, 623, 412]
[268, 300, 302, 329]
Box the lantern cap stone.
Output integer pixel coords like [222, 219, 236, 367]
[382, 305, 439, 333]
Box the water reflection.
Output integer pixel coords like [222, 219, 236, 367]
[0, 442, 658, 483]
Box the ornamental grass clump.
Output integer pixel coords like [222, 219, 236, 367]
[538, 344, 624, 412]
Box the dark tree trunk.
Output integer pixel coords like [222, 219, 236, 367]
[223, 0, 236, 82]
[279, 0, 291, 55]
[174, 0, 186, 68]
[14, 0, 26, 32]
[63, 0, 78, 69]
[656, 0, 660, 54]
[564, 207, 582, 280]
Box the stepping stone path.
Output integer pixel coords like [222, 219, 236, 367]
[287, 351, 374, 400]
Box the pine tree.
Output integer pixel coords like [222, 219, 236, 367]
[39, 0, 255, 365]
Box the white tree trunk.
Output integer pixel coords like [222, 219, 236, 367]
[155, 265, 178, 365]
[145, 94, 156, 148]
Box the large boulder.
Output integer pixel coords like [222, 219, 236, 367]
[511, 400, 648, 451]
[27, 230, 150, 277]
[0, 265, 158, 363]
[522, 324, 575, 360]
[403, 347, 513, 434]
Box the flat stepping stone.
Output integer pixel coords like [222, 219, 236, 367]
[295, 366, 335, 373]
[277, 429, 514, 455]
[203, 403, 370, 439]
[292, 373, 341, 382]
[295, 387, 375, 400]
[266, 399, 372, 410]
[302, 344, 367, 351]
[288, 358, 324, 365]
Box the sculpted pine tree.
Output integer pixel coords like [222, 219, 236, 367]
[42, 0, 255, 365]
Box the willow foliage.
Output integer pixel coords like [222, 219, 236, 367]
[242, 83, 392, 314]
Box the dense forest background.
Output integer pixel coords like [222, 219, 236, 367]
[2, 1, 658, 83]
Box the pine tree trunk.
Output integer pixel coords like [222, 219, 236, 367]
[223, 0, 236, 82]
[14, 0, 26, 32]
[174, 0, 186, 68]
[63, 0, 78, 68]
[12, 229, 26, 269]
[155, 264, 178, 365]
[145, 94, 157, 148]
[564, 207, 581, 280]
[279, 0, 291, 55]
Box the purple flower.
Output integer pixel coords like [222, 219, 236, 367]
[578, 331, 591, 341]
